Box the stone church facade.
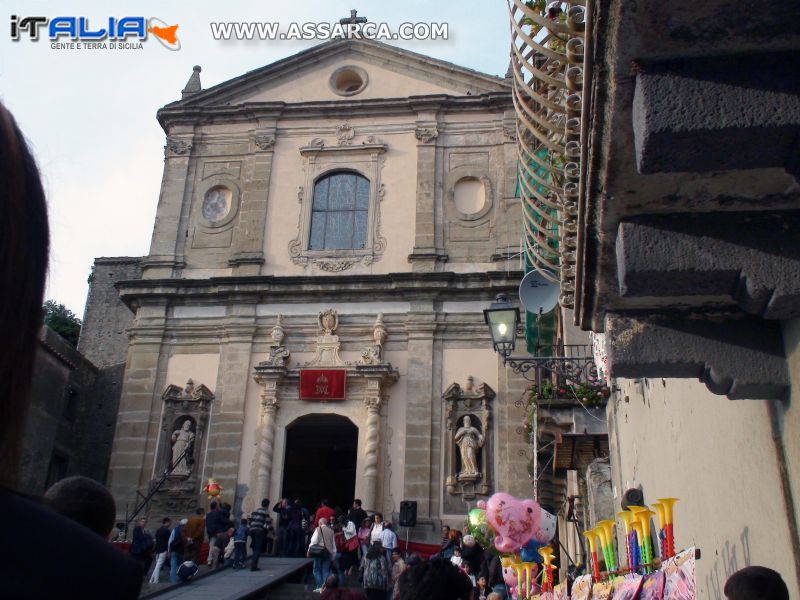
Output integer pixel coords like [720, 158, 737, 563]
[87, 39, 531, 542]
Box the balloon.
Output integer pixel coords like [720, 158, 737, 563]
[533, 507, 557, 543]
[467, 508, 499, 555]
[476, 500, 487, 509]
[520, 539, 544, 563]
[486, 492, 542, 554]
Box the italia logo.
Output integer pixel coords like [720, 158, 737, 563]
[10, 15, 181, 50]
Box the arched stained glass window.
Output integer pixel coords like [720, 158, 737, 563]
[309, 171, 370, 250]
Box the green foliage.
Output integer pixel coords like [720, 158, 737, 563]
[43, 300, 81, 347]
[533, 380, 607, 406]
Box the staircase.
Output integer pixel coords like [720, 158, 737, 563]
[267, 582, 318, 598]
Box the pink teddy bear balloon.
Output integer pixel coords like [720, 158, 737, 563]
[486, 492, 542, 554]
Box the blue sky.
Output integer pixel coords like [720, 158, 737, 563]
[0, 1, 510, 317]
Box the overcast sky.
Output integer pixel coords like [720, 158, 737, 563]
[1, 1, 509, 318]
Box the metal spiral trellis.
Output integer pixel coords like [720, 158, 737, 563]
[509, 0, 586, 308]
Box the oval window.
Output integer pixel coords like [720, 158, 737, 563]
[330, 66, 368, 96]
[453, 177, 486, 215]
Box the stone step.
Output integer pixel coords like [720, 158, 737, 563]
[268, 582, 318, 599]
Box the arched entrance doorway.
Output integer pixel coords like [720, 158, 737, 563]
[281, 414, 358, 511]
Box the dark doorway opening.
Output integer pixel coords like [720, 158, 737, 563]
[281, 414, 358, 512]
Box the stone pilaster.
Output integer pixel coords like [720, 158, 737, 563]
[408, 111, 446, 272]
[495, 355, 532, 500]
[205, 301, 257, 508]
[402, 313, 438, 518]
[144, 129, 195, 278]
[107, 300, 167, 517]
[228, 123, 279, 275]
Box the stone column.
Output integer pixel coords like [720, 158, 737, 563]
[362, 395, 382, 512]
[253, 366, 285, 504]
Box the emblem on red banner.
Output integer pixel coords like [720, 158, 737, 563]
[300, 369, 346, 400]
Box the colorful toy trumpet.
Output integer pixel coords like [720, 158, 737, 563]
[629, 506, 655, 573]
[630, 520, 643, 573]
[596, 520, 618, 573]
[651, 501, 666, 559]
[538, 545, 556, 592]
[582, 528, 601, 581]
[617, 510, 635, 569]
[657, 498, 679, 558]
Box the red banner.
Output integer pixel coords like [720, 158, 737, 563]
[300, 369, 347, 401]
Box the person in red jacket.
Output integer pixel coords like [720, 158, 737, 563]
[314, 498, 335, 528]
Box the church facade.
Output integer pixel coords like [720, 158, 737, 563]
[95, 39, 531, 541]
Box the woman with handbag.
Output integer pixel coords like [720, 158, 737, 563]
[308, 517, 337, 592]
[339, 515, 360, 578]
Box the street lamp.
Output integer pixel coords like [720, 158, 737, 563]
[483, 293, 520, 357]
[483, 293, 607, 390]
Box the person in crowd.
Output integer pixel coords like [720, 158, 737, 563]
[233, 517, 248, 569]
[249, 497, 271, 571]
[205, 500, 222, 566]
[287, 498, 307, 558]
[210, 526, 233, 569]
[168, 518, 188, 583]
[0, 101, 143, 598]
[369, 513, 385, 546]
[264, 503, 276, 555]
[43, 475, 117, 539]
[315, 498, 336, 528]
[480, 553, 505, 598]
[460, 534, 484, 576]
[273, 498, 290, 556]
[308, 516, 337, 592]
[322, 574, 368, 600]
[358, 517, 372, 560]
[177, 560, 199, 582]
[724, 566, 789, 600]
[130, 518, 155, 575]
[440, 526, 451, 550]
[223, 529, 236, 567]
[148, 517, 172, 583]
[362, 541, 390, 600]
[450, 546, 463, 568]
[348, 499, 368, 534]
[220, 502, 233, 529]
[390, 547, 406, 600]
[183, 507, 206, 564]
[462, 563, 476, 588]
[398, 558, 474, 600]
[381, 521, 398, 565]
[340, 514, 359, 577]
[475, 575, 489, 600]
[439, 529, 460, 560]
[486, 593, 502, 600]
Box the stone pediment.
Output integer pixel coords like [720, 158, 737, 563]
[166, 39, 508, 108]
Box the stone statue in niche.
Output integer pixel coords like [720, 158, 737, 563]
[171, 419, 195, 476]
[455, 415, 484, 480]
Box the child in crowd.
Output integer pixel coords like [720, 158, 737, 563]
[233, 518, 248, 569]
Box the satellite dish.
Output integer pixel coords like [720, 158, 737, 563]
[519, 270, 559, 314]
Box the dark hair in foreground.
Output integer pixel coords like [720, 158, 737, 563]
[398, 558, 474, 600]
[43, 476, 116, 538]
[0, 102, 50, 489]
[724, 566, 789, 600]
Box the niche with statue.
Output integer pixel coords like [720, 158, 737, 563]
[443, 377, 495, 509]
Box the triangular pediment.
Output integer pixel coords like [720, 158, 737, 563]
[170, 39, 509, 107]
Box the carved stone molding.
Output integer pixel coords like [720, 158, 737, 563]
[254, 133, 276, 151]
[165, 138, 192, 156]
[336, 122, 355, 146]
[415, 127, 439, 144]
[443, 377, 495, 502]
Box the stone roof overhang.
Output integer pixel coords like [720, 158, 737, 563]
[156, 92, 513, 132]
[114, 271, 524, 312]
